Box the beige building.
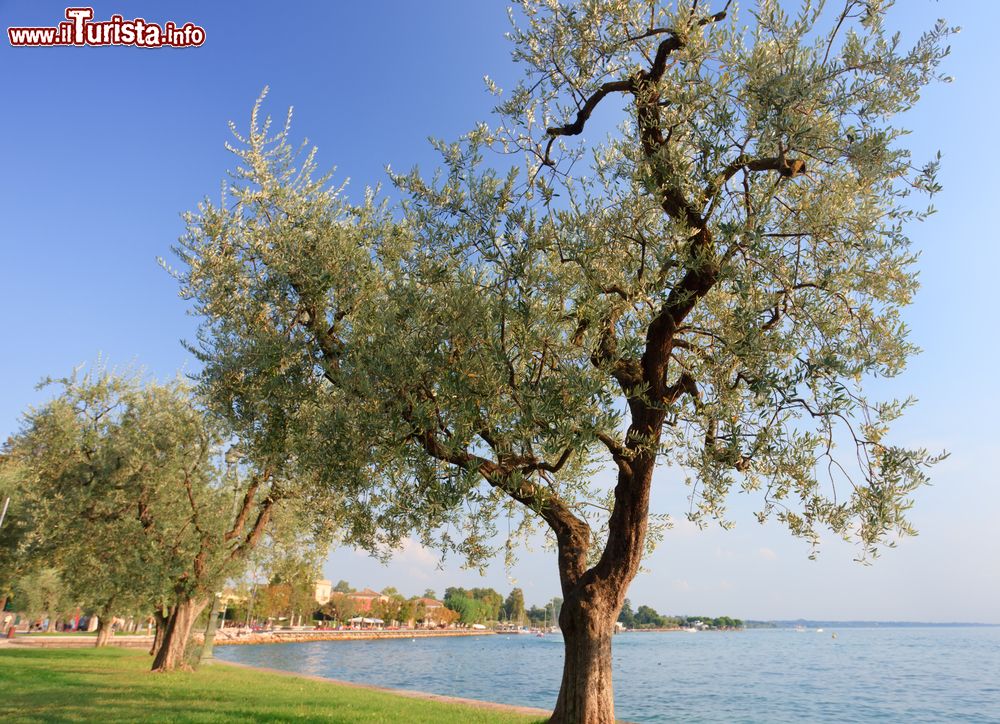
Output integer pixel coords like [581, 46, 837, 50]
[221, 588, 247, 606]
[413, 597, 448, 628]
[314, 579, 332, 605]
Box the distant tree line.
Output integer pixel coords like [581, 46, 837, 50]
[617, 599, 743, 630]
[443, 587, 503, 624]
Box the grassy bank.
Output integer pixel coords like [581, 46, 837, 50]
[0, 647, 543, 723]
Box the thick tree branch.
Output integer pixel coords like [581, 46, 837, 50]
[223, 471, 269, 543]
[542, 5, 731, 166]
[649, 4, 731, 81]
[409, 415, 591, 587]
[228, 495, 276, 563]
[597, 432, 633, 477]
[182, 470, 207, 537]
[585, 311, 643, 392]
[578, 6, 734, 594]
[705, 154, 808, 203]
[665, 370, 700, 406]
[543, 79, 634, 164]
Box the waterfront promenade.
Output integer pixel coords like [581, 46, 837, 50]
[0, 627, 496, 650]
[215, 627, 496, 646]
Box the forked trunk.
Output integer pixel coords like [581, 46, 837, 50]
[150, 597, 208, 672]
[548, 446, 656, 723]
[549, 590, 618, 724]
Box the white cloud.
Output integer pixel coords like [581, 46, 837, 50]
[394, 537, 439, 568]
[758, 547, 778, 560]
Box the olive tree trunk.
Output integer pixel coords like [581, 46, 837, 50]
[151, 597, 208, 672]
[94, 617, 114, 647]
[198, 595, 222, 665]
[547, 444, 657, 724]
[550, 590, 618, 723]
[94, 597, 116, 648]
[149, 607, 168, 657]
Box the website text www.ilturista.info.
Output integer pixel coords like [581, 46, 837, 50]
[8, 7, 205, 48]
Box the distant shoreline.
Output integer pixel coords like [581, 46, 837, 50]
[760, 620, 1000, 629]
[622, 627, 741, 633]
[215, 629, 496, 646]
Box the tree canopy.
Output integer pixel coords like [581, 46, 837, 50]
[171, 2, 954, 719]
[175, 4, 952, 571]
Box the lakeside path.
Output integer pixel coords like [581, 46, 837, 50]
[215, 628, 498, 646]
[0, 647, 547, 723]
[0, 634, 154, 649]
[0, 628, 496, 649]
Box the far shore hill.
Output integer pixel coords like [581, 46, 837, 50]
[747, 620, 1000, 629]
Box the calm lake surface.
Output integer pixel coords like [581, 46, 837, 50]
[216, 627, 1000, 722]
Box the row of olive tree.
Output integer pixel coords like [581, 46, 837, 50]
[170, 2, 953, 720]
[2, 370, 295, 670]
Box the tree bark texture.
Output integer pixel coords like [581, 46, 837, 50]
[150, 597, 207, 672]
[149, 608, 168, 657]
[94, 617, 113, 648]
[550, 590, 618, 723]
[549, 453, 658, 724]
[94, 598, 116, 648]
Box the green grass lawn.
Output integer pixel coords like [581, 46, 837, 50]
[0, 647, 543, 723]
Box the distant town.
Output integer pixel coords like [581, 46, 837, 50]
[213, 579, 745, 633]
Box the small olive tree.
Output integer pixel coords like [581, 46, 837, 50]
[6, 370, 283, 670]
[0, 454, 35, 615]
[174, 2, 953, 719]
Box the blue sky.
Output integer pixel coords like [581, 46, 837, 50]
[1, 1, 997, 622]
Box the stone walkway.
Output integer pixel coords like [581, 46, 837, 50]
[0, 634, 153, 648]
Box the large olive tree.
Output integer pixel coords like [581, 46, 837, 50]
[174, 1, 952, 720]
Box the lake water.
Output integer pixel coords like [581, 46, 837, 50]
[215, 627, 1000, 722]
